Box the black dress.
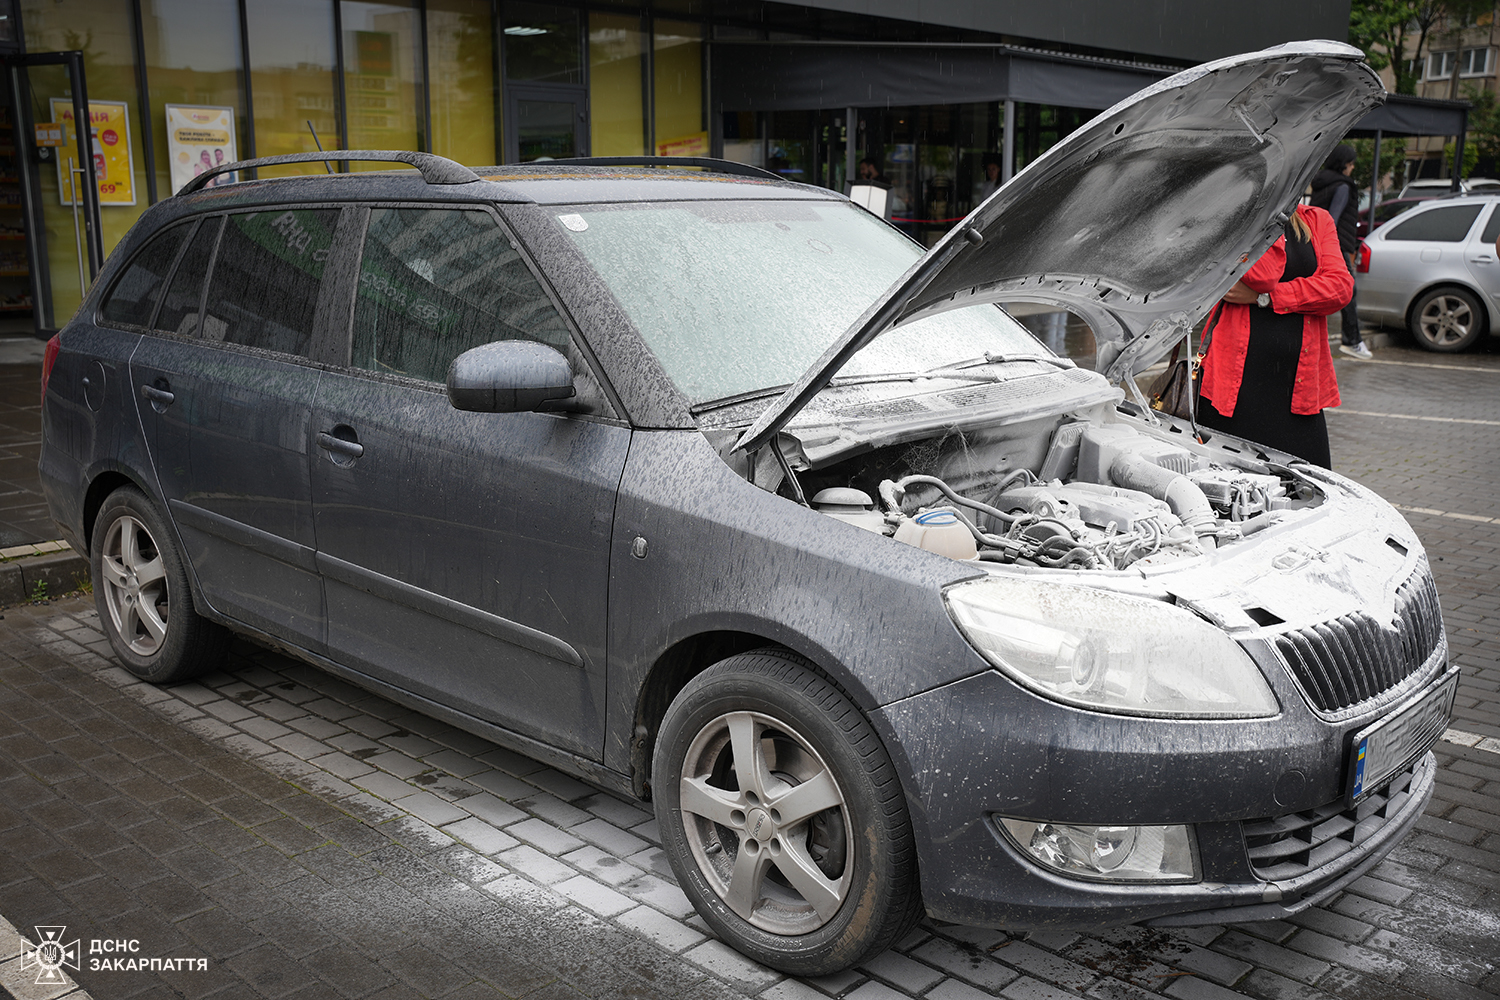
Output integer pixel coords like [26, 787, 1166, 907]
[1197, 225, 1332, 468]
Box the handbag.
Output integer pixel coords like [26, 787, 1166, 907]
[1148, 303, 1219, 420]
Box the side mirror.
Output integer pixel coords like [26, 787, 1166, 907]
[446, 340, 577, 413]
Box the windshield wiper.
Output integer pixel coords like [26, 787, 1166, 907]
[926, 352, 1077, 374]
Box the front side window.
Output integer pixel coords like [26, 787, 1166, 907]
[1385, 203, 1484, 243]
[202, 209, 339, 355]
[351, 207, 571, 383]
[99, 220, 194, 328]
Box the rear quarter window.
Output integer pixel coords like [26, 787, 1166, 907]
[99, 220, 194, 328]
[1385, 203, 1484, 242]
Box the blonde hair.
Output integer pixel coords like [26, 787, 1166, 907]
[1288, 208, 1311, 243]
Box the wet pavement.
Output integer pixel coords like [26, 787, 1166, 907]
[0, 332, 1498, 1000]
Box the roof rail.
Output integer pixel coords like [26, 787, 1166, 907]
[539, 155, 782, 181]
[176, 150, 481, 196]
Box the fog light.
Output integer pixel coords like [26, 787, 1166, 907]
[996, 818, 1197, 883]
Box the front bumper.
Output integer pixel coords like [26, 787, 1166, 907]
[871, 665, 1446, 931]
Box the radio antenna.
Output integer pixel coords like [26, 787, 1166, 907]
[307, 120, 333, 174]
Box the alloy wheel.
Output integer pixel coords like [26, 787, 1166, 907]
[1418, 294, 1475, 348]
[678, 710, 852, 935]
[98, 513, 170, 657]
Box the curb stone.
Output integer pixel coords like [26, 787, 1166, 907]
[0, 543, 88, 606]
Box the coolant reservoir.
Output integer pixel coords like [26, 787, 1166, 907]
[893, 509, 978, 560]
[811, 487, 887, 533]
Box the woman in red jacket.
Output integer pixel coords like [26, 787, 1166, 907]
[1197, 203, 1351, 468]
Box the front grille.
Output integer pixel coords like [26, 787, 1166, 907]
[1243, 758, 1423, 882]
[1273, 562, 1444, 713]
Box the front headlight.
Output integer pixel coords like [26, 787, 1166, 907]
[944, 577, 1279, 718]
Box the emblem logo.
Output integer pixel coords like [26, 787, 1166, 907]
[21, 926, 81, 985]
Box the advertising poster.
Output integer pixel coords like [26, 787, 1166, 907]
[165, 105, 238, 195]
[656, 132, 708, 157]
[51, 98, 136, 206]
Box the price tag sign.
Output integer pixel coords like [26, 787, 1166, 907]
[34, 122, 63, 147]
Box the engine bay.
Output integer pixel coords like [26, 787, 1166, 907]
[772, 409, 1323, 572]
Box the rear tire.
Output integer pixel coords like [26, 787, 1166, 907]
[91, 486, 228, 683]
[1409, 286, 1485, 352]
[653, 650, 921, 976]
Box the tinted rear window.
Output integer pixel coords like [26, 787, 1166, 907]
[1482, 206, 1500, 246]
[100, 221, 193, 328]
[154, 217, 222, 336]
[202, 209, 339, 356]
[1386, 204, 1484, 242]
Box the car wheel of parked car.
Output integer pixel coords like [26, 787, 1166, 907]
[1409, 286, 1486, 352]
[92, 486, 228, 683]
[653, 650, 921, 976]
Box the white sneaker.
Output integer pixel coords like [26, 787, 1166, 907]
[1340, 342, 1374, 360]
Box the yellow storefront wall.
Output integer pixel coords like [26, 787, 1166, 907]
[653, 20, 703, 156]
[428, 0, 496, 166]
[589, 13, 643, 157]
[22, 0, 150, 325]
[245, 0, 339, 175]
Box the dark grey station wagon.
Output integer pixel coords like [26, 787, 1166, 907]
[40, 41, 1456, 976]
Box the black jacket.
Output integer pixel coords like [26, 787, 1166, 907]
[1308, 168, 1360, 255]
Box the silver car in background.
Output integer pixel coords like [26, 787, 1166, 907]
[1358, 193, 1500, 351]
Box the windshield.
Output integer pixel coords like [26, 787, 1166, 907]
[554, 200, 1046, 403]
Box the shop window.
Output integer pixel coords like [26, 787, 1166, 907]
[140, 0, 246, 198]
[428, 0, 496, 165]
[22, 0, 151, 321]
[156, 217, 223, 336]
[352, 208, 570, 382]
[504, 3, 582, 85]
[590, 12, 645, 156]
[654, 20, 703, 155]
[342, 0, 425, 163]
[245, 0, 339, 174]
[100, 220, 194, 329]
[202, 209, 338, 356]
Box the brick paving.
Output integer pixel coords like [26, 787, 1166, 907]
[0, 337, 1497, 1000]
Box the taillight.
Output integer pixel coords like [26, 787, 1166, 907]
[40, 333, 60, 407]
[1356, 241, 1370, 274]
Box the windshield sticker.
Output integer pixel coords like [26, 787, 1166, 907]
[558, 214, 588, 232]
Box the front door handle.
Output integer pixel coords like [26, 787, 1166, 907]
[317, 430, 365, 461]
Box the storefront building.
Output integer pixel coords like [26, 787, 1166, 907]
[0, 0, 1350, 333]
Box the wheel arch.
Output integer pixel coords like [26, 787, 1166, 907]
[628, 629, 869, 800]
[82, 466, 152, 554]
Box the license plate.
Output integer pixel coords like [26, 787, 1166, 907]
[1349, 672, 1459, 803]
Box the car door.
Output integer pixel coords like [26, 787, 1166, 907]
[1463, 201, 1500, 309]
[310, 205, 627, 759]
[129, 206, 352, 652]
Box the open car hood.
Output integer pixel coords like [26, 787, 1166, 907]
[738, 40, 1384, 455]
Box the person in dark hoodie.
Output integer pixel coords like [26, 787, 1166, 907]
[1308, 144, 1371, 358]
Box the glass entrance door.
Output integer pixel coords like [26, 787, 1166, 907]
[4, 50, 104, 332]
[506, 85, 587, 162]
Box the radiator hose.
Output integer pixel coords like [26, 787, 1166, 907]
[1109, 453, 1218, 552]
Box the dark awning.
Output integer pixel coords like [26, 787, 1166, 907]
[1347, 93, 1469, 137]
[713, 42, 1470, 139]
[710, 42, 1171, 113]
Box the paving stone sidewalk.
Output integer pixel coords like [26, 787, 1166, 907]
[1, 594, 1497, 1000]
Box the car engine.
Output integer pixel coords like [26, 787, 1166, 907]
[804, 419, 1320, 571]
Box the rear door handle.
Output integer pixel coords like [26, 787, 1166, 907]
[317, 431, 365, 459]
[140, 383, 174, 407]
[1470, 255, 1494, 264]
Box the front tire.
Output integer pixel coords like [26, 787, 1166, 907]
[653, 651, 920, 976]
[92, 486, 227, 683]
[1409, 286, 1485, 352]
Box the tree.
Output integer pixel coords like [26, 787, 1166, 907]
[1349, 1, 1446, 95]
[1350, 136, 1411, 194]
